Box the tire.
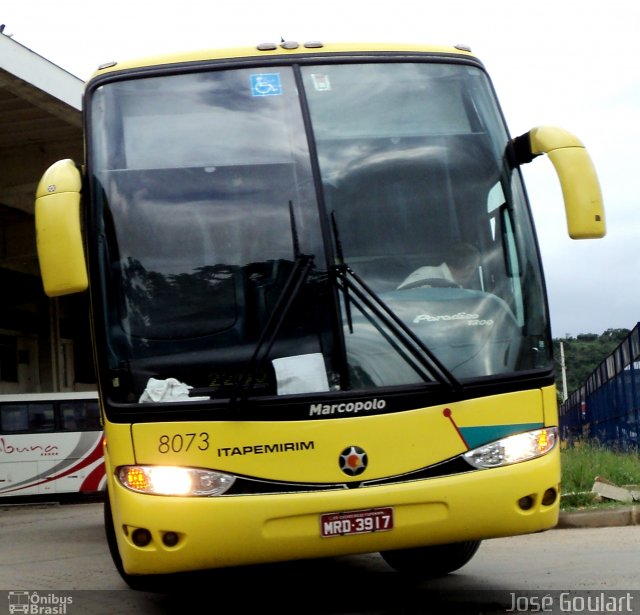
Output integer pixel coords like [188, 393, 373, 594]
[380, 540, 481, 577]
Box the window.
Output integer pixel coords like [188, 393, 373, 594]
[0, 403, 55, 433]
[61, 400, 101, 431]
[0, 335, 17, 382]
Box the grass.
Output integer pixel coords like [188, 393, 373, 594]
[560, 441, 640, 511]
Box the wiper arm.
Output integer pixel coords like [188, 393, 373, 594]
[330, 213, 462, 393]
[189, 201, 316, 405]
[334, 265, 463, 392]
[229, 254, 314, 406]
[228, 201, 315, 406]
[331, 211, 353, 333]
[188, 254, 314, 404]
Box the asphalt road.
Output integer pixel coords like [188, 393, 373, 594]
[1, 501, 639, 614]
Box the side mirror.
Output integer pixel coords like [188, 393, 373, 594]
[35, 159, 89, 296]
[512, 126, 605, 239]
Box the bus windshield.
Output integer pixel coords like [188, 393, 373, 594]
[88, 60, 551, 406]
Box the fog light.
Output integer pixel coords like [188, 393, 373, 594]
[131, 528, 152, 547]
[162, 532, 179, 547]
[518, 495, 535, 510]
[542, 488, 558, 506]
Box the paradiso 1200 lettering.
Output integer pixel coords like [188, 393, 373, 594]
[413, 312, 494, 326]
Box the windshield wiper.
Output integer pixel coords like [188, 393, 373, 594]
[229, 201, 318, 406]
[331, 211, 354, 334]
[188, 250, 314, 405]
[330, 213, 463, 393]
[211, 201, 316, 407]
[188, 201, 315, 404]
[229, 253, 315, 406]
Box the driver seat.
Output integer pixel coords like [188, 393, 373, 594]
[396, 263, 457, 289]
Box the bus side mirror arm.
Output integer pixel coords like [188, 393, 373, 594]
[35, 159, 89, 296]
[511, 126, 606, 239]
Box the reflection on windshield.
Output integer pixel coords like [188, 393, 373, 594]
[304, 63, 550, 389]
[90, 61, 552, 404]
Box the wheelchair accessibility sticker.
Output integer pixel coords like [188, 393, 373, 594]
[250, 73, 283, 97]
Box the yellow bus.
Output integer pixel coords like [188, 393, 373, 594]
[34, 41, 605, 589]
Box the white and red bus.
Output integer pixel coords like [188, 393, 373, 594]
[0, 392, 104, 498]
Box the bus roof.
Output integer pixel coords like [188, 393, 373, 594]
[89, 41, 477, 80]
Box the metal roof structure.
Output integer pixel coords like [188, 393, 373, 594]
[0, 33, 83, 276]
[0, 33, 88, 393]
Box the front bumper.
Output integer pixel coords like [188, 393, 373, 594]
[107, 447, 560, 576]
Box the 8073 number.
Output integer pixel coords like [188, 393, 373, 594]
[158, 432, 210, 453]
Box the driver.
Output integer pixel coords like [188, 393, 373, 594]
[396, 243, 480, 289]
[448, 243, 481, 287]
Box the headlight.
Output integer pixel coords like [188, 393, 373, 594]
[463, 427, 557, 469]
[117, 465, 235, 496]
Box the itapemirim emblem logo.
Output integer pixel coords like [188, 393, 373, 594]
[339, 445, 368, 476]
[7, 591, 73, 614]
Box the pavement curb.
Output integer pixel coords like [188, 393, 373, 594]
[557, 505, 640, 529]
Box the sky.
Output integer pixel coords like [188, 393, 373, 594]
[2, 0, 639, 338]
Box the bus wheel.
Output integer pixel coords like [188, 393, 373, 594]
[103, 492, 162, 591]
[379, 540, 481, 577]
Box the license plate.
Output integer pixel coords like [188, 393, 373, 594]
[320, 506, 394, 537]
